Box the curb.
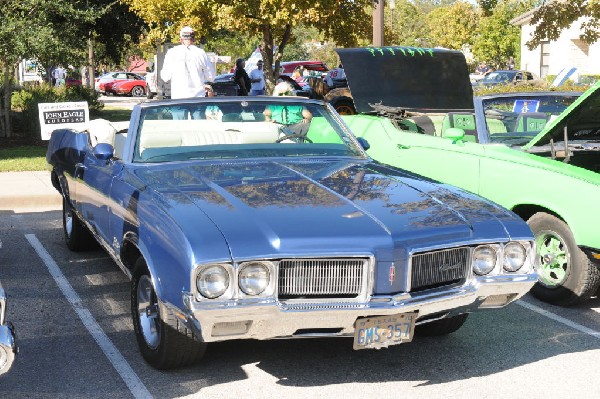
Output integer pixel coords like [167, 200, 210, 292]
[0, 171, 62, 212]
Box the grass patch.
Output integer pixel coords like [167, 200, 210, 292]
[0, 145, 47, 172]
[1, 107, 132, 172]
[90, 108, 132, 122]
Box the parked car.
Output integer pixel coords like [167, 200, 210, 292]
[208, 73, 240, 96]
[46, 96, 536, 369]
[96, 72, 143, 94]
[473, 70, 542, 89]
[104, 75, 147, 97]
[0, 279, 17, 375]
[65, 77, 82, 87]
[279, 60, 329, 77]
[336, 46, 600, 306]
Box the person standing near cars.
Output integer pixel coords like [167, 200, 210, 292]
[160, 26, 214, 99]
[234, 58, 251, 96]
[249, 60, 265, 95]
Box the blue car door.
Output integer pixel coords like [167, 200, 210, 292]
[79, 151, 124, 245]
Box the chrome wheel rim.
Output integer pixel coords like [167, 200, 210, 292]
[132, 87, 143, 96]
[137, 275, 160, 349]
[536, 230, 570, 288]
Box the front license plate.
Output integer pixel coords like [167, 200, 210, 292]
[353, 312, 416, 350]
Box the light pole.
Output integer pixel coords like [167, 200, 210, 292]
[373, 1, 384, 46]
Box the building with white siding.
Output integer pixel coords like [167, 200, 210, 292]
[511, 8, 600, 81]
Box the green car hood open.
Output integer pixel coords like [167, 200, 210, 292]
[336, 47, 474, 113]
[523, 81, 600, 150]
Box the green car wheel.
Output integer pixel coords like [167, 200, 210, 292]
[529, 212, 600, 306]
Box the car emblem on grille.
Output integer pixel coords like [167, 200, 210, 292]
[389, 265, 396, 284]
[439, 262, 461, 272]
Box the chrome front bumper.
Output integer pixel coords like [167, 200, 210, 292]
[177, 273, 537, 343]
[0, 284, 17, 376]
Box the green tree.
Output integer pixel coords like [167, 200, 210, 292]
[472, 0, 534, 70]
[426, 1, 479, 50]
[412, 0, 458, 14]
[527, 0, 595, 49]
[123, 0, 374, 91]
[0, 0, 145, 137]
[0, 0, 90, 137]
[477, 0, 500, 16]
[386, 0, 430, 47]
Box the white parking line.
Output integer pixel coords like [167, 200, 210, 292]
[25, 234, 153, 399]
[518, 300, 600, 339]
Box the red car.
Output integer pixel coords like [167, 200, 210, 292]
[279, 61, 329, 77]
[103, 72, 147, 96]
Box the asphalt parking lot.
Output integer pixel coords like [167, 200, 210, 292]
[2, 208, 600, 398]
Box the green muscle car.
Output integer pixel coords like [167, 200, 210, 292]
[336, 47, 600, 306]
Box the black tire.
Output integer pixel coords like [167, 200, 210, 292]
[415, 313, 469, 337]
[332, 99, 356, 115]
[146, 90, 154, 100]
[528, 212, 600, 306]
[130, 85, 145, 97]
[131, 258, 207, 370]
[62, 198, 96, 251]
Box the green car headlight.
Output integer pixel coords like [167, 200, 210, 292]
[197, 265, 230, 299]
[239, 262, 271, 296]
[473, 245, 497, 275]
[503, 242, 527, 272]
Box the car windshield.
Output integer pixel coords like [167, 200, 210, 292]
[133, 99, 366, 163]
[482, 71, 515, 84]
[482, 95, 580, 145]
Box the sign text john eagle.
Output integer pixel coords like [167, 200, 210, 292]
[43, 110, 86, 124]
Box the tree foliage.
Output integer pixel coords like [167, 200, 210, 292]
[528, 0, 599, 49]
[385, 0, 430, 46]
[0, 0, 145, 137]
[122, 0, 374, 90]
[0, 0, 90, 137]
[477, 0, 500, 16]
[426, 1, 480, 50]
[472, 0, 534, 69]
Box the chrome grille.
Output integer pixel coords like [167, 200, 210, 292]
[411, 247, 470, 292]
[278, 259, 368, 299]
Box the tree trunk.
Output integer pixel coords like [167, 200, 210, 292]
[261, 23, 292, 95]
[88, 33, 95, 89]
[1, 63, 12, 138]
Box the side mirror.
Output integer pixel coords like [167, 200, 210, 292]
[356, 137, 370, 151]
[93, 143, 114, 160]
[443, 128, 466, 144]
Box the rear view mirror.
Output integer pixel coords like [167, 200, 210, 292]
[356, 137, 370, 151]
[93, 143, 114, 160]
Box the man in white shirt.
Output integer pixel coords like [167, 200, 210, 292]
[249, 60, 265, 95]
[160, 26, 215, 99]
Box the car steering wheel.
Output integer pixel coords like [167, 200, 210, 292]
[275, 124, 313, 143]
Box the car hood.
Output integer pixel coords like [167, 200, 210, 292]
[335, 47, 474, 113]
[134, 160, 525, 261]
[523, 81, 600, 149]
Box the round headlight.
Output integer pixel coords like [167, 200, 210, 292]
[239, 262, 270, 295]
[503, 242, 526, 272]
[473, 245, 497, 275]
[197, 265, 229, 299]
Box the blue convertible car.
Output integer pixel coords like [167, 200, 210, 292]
[47, 96, 537, 369]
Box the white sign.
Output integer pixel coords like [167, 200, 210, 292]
[38, 102, 89, 140]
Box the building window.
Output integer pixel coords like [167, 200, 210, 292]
[540, 41, 550, 78]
